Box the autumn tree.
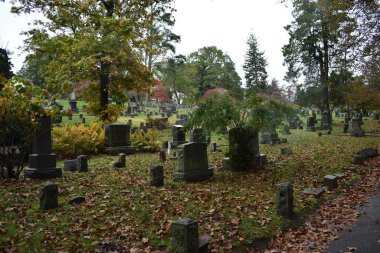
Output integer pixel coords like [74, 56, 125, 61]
[11, 0, 175, 121]
[243, 34, 268, 92]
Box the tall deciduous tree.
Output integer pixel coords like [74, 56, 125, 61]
[243, 34, 268, 92]
[11, 0, 175, 121]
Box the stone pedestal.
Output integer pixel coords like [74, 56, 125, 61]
[173, 143, 213, 182]
[105, 123, 135, 155]
[276, 182, 293, 217]
[39, 181, 58, 210]
[25, 116, 62, 179]
[172, 218, 199, 253]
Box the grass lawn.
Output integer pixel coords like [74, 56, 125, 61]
[1, 112, 379, 252]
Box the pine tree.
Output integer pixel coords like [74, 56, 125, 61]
[243, 34, 268, 92]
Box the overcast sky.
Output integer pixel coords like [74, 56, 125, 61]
[0, 0, 293, 85]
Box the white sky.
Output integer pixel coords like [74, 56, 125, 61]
[0, 0, 294, 85]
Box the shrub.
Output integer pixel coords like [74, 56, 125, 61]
[131, 129, 160, 152]
[146, 117, 169, 130]
[52, 122, 105, 158]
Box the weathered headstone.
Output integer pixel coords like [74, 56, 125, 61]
[306, 116, 316, 132]
[150, 164, 164, 187]
[348, 118, 365, 136]
[222, 157, 231, 170]
[276, 182, 293, 217]
[25, 116, 62, 179]
[77, 155, 88, 172]
[324, 175, 338, 189]
[170, 125, 187, 148]
[172, 218, 199, 253]
[257, 154, 267, 168]
[63, 159, 77, 172]
[105, 123, 135, 154]
[173, 143, 213, 182]
[160, 150, 166, 162]
[39, 181, 58, 210]
[190, 128, 207, 143]
[303, 187, 325, 198]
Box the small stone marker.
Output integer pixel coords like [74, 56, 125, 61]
[118, 153, 126, 167]
[257, 154, 267, 168]
[210, 142, 217, 152]
[69, 196, 86, 205]
[63, 159, 77, 172]
[150, 164, 164, 187]
[172, 218, 199, 253]
[39, 181, 58, 210]
[324, 175, 338, 189]
[222, 157, 231, 170]
[303, 187, 325, 198]
[276, 182, 294, 217]
[79, 113, 83, 119]
[82, 117, 86, 124]
[77, 155, 88, 172]
[280, 147, 292, 156]
[160, 150, 166, 163]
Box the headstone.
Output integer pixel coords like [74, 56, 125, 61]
[280, 147, 292, 156]
[160, 150, 166, 162]
[81, 117, 86, 124]
[276, 182, 293, 217]
[128, 119, 132, 126]
[357, 148, 378, 159]
[25, 116, 62, 179]
[210, 142, 217, 152]
[303, 187, 325, 198]
[118, 153, 126, 167]
[77, 155, 88, 172]
[324, 175, 338, 189]
[348, 118, 365, 136]
[260, 127, 281, 144]
[105, 123, 135, 155]
[172, 218, 199, 253]
[150, 164, 164, 187]
[257, 154, 267, 168]
[39, 181, 58, 210]
[170, 125, 187, 148]
[69, 196, 86, 205]
[190, 128, 207, 143]
[140, 122, 145, 129]
[63, 159, 77, 172]
[162, 141, 169, 150]
[306, 116, 316, 132]
[222, 157, 231, 170]
[321, 110, 331, 130]
[69, 100, 79, 113]
[79, 113, 83, 119]
[173, 143, 213, 182]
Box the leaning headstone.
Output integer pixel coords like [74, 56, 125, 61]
[324, 175, 338, 189]
[39, 181, 58, 210]
[105, 123, 135, 155]
[348, 118, 365, 136]
[63, 159, 77, 172]
[173, 143, 213, 182]
[172, 218, 199, 253]
[276, 182, 293, 217]
[150, 164, 164, 187]
[77, 155, 88, 172]
[25, 116, 62, 179]
[280, 147, 292, 156]
[170, 125, 187, 148]
[190, 128, 207, 143]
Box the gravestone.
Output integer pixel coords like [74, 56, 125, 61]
[69, 196, 85, 205]
[105, 123, 135, 155]
[348, 118, 365, 136]
[77, 155, 88, 172]
[63, 159, 77, 172]
[260, 127, 281, 144]
[172, 218, 199, 253]
[69, 100, 79, 112]
[257, 154, 267, 168]
[39, 181, 58, 210]
[175, 119, 187, 126]
[321, 110, 331, 130]
[210, 142, 217, 152]
[170, 125, 187, 148]
[276, 182, 293, 217]
[222, 157, 231, 170]
[128, 119, 132, 126]
[324, 175, 338, 189]
[162, 141, 169, 150]
[25, 116, 62, 179]
[280, 147, 292, 156]
[303, 187, 325, 198]
[173, 143, 213, 182]
[79, 113, 83, 119]
[114, 153, 126, 168]
[306, 116, 316, 132]
[160, 150, 166, 163]
[81, 117, 86, 124]
[150, 164, 164, 187]
[190, 128, 207, 143]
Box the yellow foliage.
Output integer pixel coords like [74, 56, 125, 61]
[131, 129, 160, 152]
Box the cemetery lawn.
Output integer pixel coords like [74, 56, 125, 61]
[1, 119, 379, 252]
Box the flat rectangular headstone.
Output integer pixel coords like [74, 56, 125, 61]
[303, 188, 325, 198]
[63, 159, 77, 172]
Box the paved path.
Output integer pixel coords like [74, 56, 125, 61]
[324, 184, 380, 253]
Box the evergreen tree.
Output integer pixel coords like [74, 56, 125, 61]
[0, 48, 13, 79]
[243, 34, 268, 92]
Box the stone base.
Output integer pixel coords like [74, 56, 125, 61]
[173, 167, 213, 182]
[350, 131, 365, 137]
[24, 167, 62, 179]
[104, 146, 135, 155]
[169, 141, 187, 149]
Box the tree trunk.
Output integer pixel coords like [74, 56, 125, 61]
[99, 61, 110, 119]
[229, 127, 259, 171]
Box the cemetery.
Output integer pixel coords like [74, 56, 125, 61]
[1, 0, 380, 252]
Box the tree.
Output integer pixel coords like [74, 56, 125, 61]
[189, 46, 242, 98]
[0, 48, 13, 88]
[156, 55, 196, 104]
[243, 34, 268, 92]
[11, 0, 175, 121]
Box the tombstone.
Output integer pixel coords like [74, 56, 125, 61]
[324, 175, 338, 189]
[306, 116, 316, 132]
[140, 122, 145, 129]
[150, 164, 164, 187]
[276, 182, 293, 217]
[175, 119, 187, 126]
[81, 117, 86, 124]
[343, 113, 351, 133]
[280, 147, 292, 156]
[172, 218, 199, 253]
[321, 110, 331, 130]
[260, 127, 281, 144]
[79, 113, 83, 119]
[210, 142, 217, 152]
[77, 155, 88, 172]
[257, 154, 267, 168]
[170, 125, 187, 148]
[63, 159, 77, 172]
[114, 153, 126, 168]
[69, 100, 79, 112]
[69, 196, 86, 205]
[25, 116, 62, 179]
[190, 128, 207, 143]
[303, 187, 325, 198]
[162, 141, 169, 150]
[39, 181, 58, 210]
[348, 118, 365, 136]
[160, 150, 166, 163]
[222, 157, 231, 170]
[105, 123, 135, 155]
[173, 143, 213, 182]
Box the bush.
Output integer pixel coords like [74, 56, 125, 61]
[146, 117, 169, 130]
[131, 129, 160, 152]
[52, 122, 105, 158]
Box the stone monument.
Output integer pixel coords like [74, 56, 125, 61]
[105, 123, 135, 155]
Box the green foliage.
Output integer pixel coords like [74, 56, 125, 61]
[0, 48, 13, 85]
[52, 122, 105, 158]
[131, 129, 160, 152]
[146, 117, 169, 130]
